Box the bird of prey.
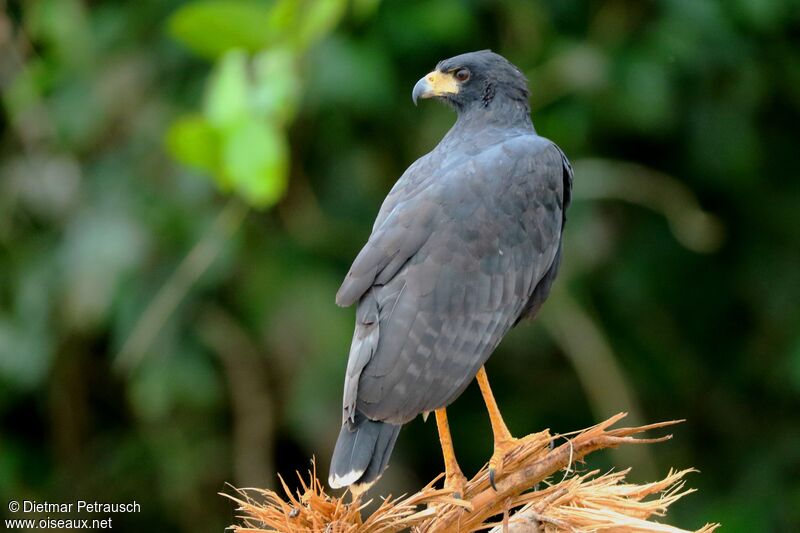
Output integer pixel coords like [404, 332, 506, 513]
[328, 50, 572, 496]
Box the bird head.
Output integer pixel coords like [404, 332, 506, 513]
[412, 50, 530, 113]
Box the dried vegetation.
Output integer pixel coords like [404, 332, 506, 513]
[224, 413, 718, 532]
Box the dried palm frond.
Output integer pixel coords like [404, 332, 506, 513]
[223, 413, 718, 533]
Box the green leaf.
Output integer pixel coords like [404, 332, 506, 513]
[3, 61, 48, 116]
[266, 0, 299, 41]
[352, 0, 382, 22]
[294, 0, 347, 49]
[204, 50, 250, 128]
[168, 0, 275, 59]
[165, 114, 220, 174]
[252, 48, 300, 123]
[221, 118, 288, 207]
[27, 0, 92, 68]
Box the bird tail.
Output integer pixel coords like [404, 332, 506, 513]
[328, 411, 400, 491]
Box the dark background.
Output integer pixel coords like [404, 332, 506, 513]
[1, 0, 799, 531]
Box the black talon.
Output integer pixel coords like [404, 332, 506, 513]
[489, 468, 497, 490]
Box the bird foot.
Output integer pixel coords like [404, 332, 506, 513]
[487, 433, 541, 490]
[444, 469, 468, 500]
[487, 440, 514, 490]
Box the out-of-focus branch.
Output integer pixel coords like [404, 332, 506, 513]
[571, 159, 724, 253]
[115, 199, 248, 373]
[198, 305, 275, 488]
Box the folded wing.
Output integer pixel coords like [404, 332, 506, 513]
[339, 137, 568, 425]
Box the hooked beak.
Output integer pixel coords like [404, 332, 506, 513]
[412, 70, 460, 105]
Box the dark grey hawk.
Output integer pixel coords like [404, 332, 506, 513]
[328, 50, 573, 495]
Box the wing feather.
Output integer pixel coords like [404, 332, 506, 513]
[340, 135, 569, 425]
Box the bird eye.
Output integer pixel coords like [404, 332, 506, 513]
[455, 68, 470, 82]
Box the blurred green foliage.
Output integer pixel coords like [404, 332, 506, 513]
[166, 0, 343, 206]
[1, 0, 799, 532]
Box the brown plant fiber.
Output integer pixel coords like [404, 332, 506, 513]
[223, 413, 718, 533]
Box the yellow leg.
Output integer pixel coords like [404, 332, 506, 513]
[435, 408, 467, 498]
[476, 366, 516, 489]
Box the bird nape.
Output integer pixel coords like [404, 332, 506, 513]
[329, 50, 573, 497]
